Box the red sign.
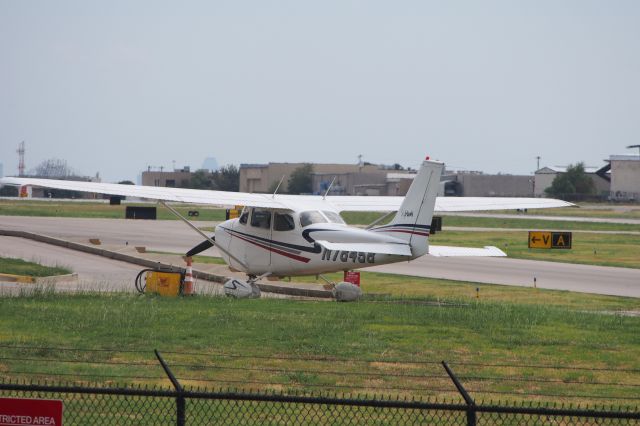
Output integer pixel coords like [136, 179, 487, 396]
[344, 271, 360, 286]
[0, 398, 63, 426]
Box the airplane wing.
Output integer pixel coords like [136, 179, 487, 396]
[0, 177, 293, 209]
[0, 177, 573, 212]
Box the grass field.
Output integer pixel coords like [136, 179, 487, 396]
[0, 287, 638, 405]
[0, 256, 71, 277]
[502, 204, 640, 220]
[429, 231, 640, 269]
[295, 271, 640, 310]
[0, 200, 226, 221]
[342, 211, 640, 232]
[441, 215, 640, 232]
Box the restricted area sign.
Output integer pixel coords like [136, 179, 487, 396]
[528, 231, 572, 249]
[344, 271, 361, 286]
[0, 397, 63, 426]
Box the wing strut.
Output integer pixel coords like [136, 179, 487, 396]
[158, 201, 248, 269]
[365, 211, 396, 229]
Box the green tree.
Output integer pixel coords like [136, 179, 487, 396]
[268, 178, 287, 194]
[287, 164, 313, 194]
[187, 170, 214, 189]
[545, 162, 595, 200]
[213, 165, 240, 192]
[118, 180, 135, 185]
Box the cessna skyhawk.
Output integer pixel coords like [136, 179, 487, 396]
[0, 158, 571, 297]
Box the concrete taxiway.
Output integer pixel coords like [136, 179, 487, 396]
[1, 215, 639, 298]
[371, 256, 640, 298]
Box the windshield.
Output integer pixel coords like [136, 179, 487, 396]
[322, 211, 345, 224]
[299, 211, 328, 227]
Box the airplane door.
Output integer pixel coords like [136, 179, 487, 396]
[241, 208, 272, 268]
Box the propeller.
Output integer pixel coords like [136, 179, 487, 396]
[186, 236, 215, 257]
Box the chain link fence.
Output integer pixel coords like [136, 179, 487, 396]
[1, 350, 638, 425]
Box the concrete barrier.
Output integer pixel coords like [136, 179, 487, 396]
[0, 229, 333, 299]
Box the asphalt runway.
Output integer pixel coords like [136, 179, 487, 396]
[0, 235, 141, 292]
[1, 216, 639, 298]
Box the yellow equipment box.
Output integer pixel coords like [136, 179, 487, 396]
[146, 271, 183, 297]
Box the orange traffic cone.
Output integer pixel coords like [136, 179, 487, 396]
[183, 257, 194, 295]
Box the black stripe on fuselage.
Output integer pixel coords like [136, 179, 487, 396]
[220, 226, 337, 254]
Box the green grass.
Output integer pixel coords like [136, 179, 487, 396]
[0, 200, 226, 221]
[0, 256, 71, 277]
[501, 204, 640, 220]
[0, 290, 638, 406]
[429, 231, 640, 269]
[294, 271, 640, 311]
[440, 215, 640, 232]
[342, 211, 640, 232]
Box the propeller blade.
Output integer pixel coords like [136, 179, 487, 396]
[186, 237, 215, 257]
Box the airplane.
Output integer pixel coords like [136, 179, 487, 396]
[0, 157, 572, 299]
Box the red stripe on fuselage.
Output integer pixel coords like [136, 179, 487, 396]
[233, 234, 311, 263]
[378, 229, 430, 237]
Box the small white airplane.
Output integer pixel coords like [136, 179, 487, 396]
[0, 157, 572, 298]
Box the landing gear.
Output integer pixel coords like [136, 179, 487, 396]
[223, 273, 271, 299]
[318, 274, 363, 302]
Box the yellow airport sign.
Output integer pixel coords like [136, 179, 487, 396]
[528, 231, 572, 249]
[528, 231, 552, 249]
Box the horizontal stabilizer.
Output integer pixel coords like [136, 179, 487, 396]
[316, 240, 413, 257]
[428, 245, 506, 257]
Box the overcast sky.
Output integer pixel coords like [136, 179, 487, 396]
[1, 1, 639, 182]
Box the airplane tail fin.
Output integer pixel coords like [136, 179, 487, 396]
[373, 159, 443, 257]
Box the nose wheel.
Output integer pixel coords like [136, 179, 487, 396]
[223, 272, 271, 298]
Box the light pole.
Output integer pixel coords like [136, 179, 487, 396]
[536, 156, 541, 171]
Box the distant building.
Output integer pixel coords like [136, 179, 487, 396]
[444, 171, 534, 197]
[142, 166, 194, 187]
[534, 166, 611, 197]
[609, 155, 640, 201]
[239, 162, 415, 195]
[202, 157, 219, 172]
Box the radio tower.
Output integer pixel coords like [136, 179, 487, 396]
[17, 141, 25, 176]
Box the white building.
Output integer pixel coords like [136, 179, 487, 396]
[609, 155, 640, 201]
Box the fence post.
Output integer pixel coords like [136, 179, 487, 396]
[442, 361, 476, 426]
[156, 350, 185, 426]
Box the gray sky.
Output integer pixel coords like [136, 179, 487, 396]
[1, 1, 639, 182]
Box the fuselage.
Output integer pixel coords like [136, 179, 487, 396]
[214, 208, 415, 276]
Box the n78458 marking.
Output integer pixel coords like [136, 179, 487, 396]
[322, 249, 375, 264]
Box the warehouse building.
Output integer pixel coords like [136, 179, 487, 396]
[534, 166, 610, 197]
[609, 155, 640, 201]
[239, 162, 414, 195]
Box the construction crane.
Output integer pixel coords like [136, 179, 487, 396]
[17, 141, 25, 176]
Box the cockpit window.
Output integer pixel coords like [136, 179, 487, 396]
[274, 213, 295, 231]
[322, 211, 345, 224]
[299, 211, 328, 227]
[239, 209, 249, 225]
[250, 209, 271, 229]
